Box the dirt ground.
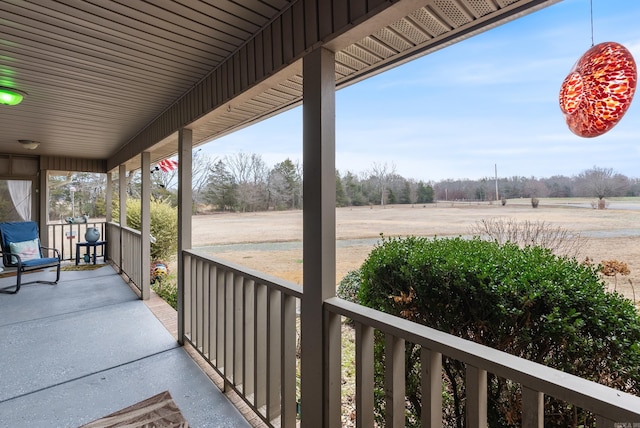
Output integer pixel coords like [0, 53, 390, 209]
[192, 199, 640, 303]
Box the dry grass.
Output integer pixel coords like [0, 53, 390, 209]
[192, 199, 640, 303]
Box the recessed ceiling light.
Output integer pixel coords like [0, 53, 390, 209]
[18, 140, 40, 150]
[0, 87, 27, 106]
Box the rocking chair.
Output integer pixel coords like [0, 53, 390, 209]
[0, 221, 61, 294]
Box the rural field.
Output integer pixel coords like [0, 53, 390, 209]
[192, 198, 640, 304]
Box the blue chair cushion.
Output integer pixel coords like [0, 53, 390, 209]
[22, 257, 60, 268]
[0, 221, 40, 247]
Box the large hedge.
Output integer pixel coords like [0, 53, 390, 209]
[356, 236, 640, 427]
[113, 197, 178, 262]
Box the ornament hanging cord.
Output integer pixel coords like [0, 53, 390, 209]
[590, 0, 594, 47]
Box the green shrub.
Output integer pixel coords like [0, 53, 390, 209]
[151, 273, 177, 310]
[337, 269, 362, 303]
[115, 197, 178, 262]
[358, 236, 640, 427]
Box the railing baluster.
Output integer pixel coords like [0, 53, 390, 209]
[267, 288, 282, 422]
[208, 265, 218, 362]
[522, 386, 543, 428]
[202, 263, 210, 358]
[185, 259, 198, 342]
[466, 365, 487, 428]
[255, 283, 267, 413]
[385, 334, 405, 427]
[234, 274, 244, 389]
[281, 293, 297, 428]
[356, 322, 374, 428]
[243, 279, 256, 398]
[195, 258, 203, 349]
[216, 267, 225, 369]
[224, 271, 234, 387]
[422, 348, 443, 428]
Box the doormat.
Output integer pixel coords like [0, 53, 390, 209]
[60, 264, 106, 271]
[79, 390, 189, 427]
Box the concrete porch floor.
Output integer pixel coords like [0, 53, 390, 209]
[0, 264, 252, 427]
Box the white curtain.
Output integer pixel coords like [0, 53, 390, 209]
[8, 180, 32, 221]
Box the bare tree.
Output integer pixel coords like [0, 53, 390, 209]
[523, 178, 549, 199]
[192, 149, 215, 214]
[369, 161, 396, 207]
[576, 166, 629, 208]
[225, 152, 269, 211]
[470, 217, 588, 259]
[226, 152, 254, 184]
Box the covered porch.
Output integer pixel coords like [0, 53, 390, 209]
[0, 265, 253, 427]
[2, 0, 640, 426]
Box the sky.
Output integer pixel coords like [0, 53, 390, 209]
[201, 0, 640, 182]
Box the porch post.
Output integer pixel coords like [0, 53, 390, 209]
[105, 172, 112, 263]
[300, 47, 339, 427]
[38, 170, 49, 247]
[140, 151, 151, 300]
[118, 164, 127, 273]
[105, 172, 112, 224]
[177, 128, 193, 345]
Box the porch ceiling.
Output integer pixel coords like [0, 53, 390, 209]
[0, 0, 560, 171]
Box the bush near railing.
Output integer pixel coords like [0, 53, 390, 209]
[112, 197, 177, 262]
[356, 236, 640, 427]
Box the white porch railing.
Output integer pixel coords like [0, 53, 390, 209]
[106, 222, 120, 269]
[121, 227, 142, 292]
[326, 297, 640, 428]
[106, 222, 143, 293]
[47, 221, 106, 262]
[182, 250, 302, 428]
[181, 251, 640, 428]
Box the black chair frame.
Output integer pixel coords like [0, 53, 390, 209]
[0, 222, 61, 294]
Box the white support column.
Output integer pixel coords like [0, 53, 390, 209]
[38, 170, 49, 247]
[105, 172, 112, 224]
[118, 164, 127, 273]
[177, 128, 193, 345]
[141, 152, 151, 300]
[105, 172, 112, 263]
[300, 47, 337, 428]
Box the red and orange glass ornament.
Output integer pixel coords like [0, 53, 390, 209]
[559, 41, 637, 137]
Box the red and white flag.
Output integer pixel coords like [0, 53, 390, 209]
[156, 159, 178, 172]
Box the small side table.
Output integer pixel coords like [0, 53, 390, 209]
[75, 240, 107, 265]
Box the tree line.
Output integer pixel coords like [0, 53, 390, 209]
[45, 152, 640, 220]
[199, 155, 435, 211]
[195, 155, 640, 211]
[438, 166, 640, 202]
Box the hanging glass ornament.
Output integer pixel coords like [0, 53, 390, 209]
[559, 41, 637, 137]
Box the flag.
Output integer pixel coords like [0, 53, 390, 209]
[156, 159, 178, 172]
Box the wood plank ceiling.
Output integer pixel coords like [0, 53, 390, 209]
[0, 0, 560, 171]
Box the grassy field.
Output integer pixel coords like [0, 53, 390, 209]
[192, 198, 640, 303]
